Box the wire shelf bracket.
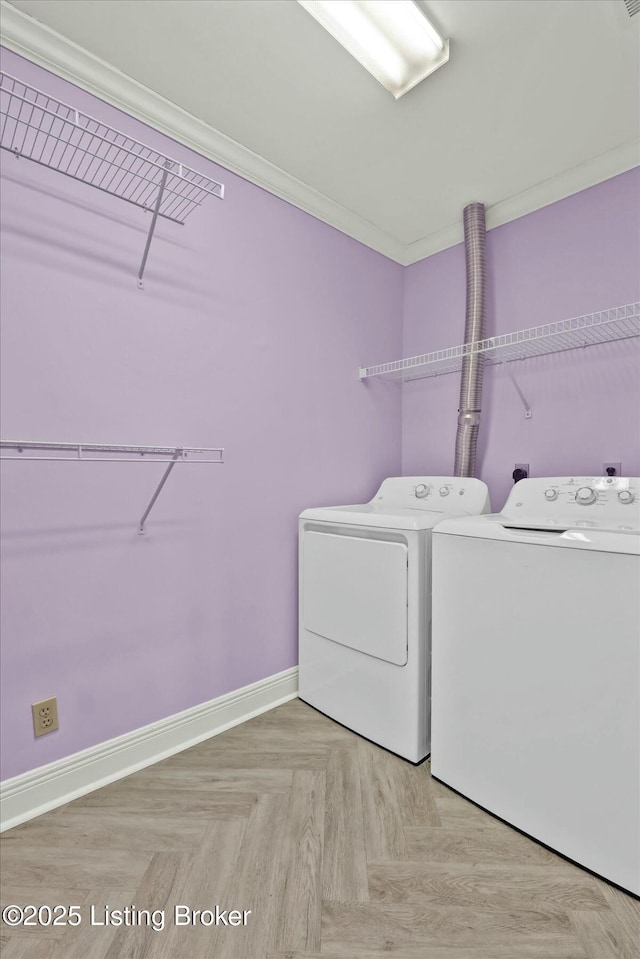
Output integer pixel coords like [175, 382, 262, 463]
[0, 441, 224, 533]
[137, 160, 170, 290]
[507, 369, 533, 419]
[359, 303, 640, 383]
[0, 72, 225, 287]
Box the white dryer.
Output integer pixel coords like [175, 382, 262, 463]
[431, 475, 640, 894]
[298, 476, 491, 762]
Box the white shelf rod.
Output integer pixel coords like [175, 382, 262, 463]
[0, 441, 224, 533]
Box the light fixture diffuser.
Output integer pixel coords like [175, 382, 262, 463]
[298, 0, 449, 99]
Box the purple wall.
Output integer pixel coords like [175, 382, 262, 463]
[2, 48, 638, 784]
[402, 168, 640, 510]
[0, 50, 403, 780]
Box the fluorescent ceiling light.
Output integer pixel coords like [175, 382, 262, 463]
[298, 0, 449, 99]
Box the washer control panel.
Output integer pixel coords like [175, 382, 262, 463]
[373, 477, 491, 514]
[503, 476, 640, 527]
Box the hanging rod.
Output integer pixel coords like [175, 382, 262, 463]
[0, 441, 224, 534]
[0, 71, 224, 287]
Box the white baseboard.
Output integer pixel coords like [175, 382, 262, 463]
[0, 667, 298, 832]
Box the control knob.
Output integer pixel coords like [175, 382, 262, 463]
[618, 490, 635, 505]
[544, 489, 558, 501]
[439, 487, 450, 496]
[575, 487, 597, 506]
[415, 484, 429, 499]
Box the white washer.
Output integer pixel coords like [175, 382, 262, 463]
[431, 476, 640, 894]
[298, 476, 491, 762]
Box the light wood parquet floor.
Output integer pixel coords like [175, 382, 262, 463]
[1, 699, 638, 959]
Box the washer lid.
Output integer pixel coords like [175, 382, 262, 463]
[433, 476, 640, 553]
[433, 513, 640, 555]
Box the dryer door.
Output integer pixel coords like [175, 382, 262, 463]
[302, 530, 408, 666]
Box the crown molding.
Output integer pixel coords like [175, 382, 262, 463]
[0, 1, 405, 263]
[401, 140, 640, 265]
[1, 1, 638, 268]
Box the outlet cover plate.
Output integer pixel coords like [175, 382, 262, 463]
[32, 697, 59, 737]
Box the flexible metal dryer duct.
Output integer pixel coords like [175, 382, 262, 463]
[454, 202, 487, 477]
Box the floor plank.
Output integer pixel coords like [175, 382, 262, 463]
[272, 770, 325, 954]
[405, 824, 572, 866]
[167, 746, 329, 770]
[570, 906, 640, 959]
[0, 938, 59, 958]
[321, 747, 368, 902]
[358, 739, 409, 860]
[113, 767, 293, 794]
[72, 783, 257, 820]
[267, 940, 589, 959]
[367, 860, 610, 912]
[322, 899, 577, 949]
[53, 886, 138, 959]
[434, 795, 503, 829]
[2, 811, 208, 853]
[598, 880, 640, 945]
[0, 845, 150, 890]
[394, 760, 441, 829]
[204, 793, 289, 959]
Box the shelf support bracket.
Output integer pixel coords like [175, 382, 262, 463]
[137, 161, 171, 290]
[508, 369, 532, 419]
[138, 449, 182, 534]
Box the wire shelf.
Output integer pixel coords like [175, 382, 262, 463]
[0, 442, 224, 533]
[359, 303, 640, 382]
[359, 341, 478, 381]
[0, 441, 224, 463]
[0, 72, 224, 223]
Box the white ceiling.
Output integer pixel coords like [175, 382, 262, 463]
[2, 0, 639, 263]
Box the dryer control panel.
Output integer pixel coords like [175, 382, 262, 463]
[503, 476, 640, 527]
[373, 477, 491, 514]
